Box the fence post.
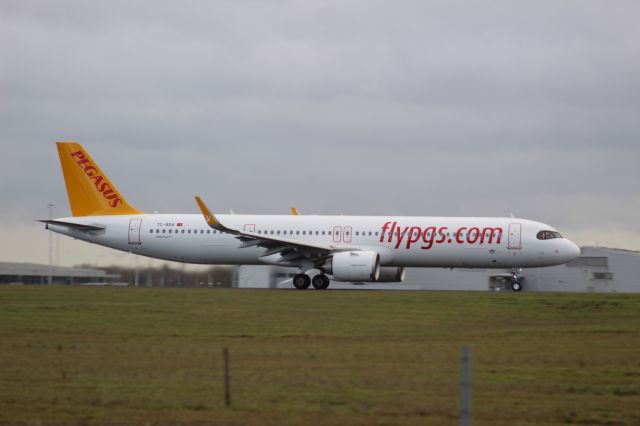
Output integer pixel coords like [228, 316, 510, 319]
[223, 348, 231, 407]
[461, 345, 471, 426]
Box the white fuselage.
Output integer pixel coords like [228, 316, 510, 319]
[48, 214, 580, 269]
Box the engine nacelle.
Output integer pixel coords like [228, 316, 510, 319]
[376, 267, 406, 283]
[325, 251, 380, 282]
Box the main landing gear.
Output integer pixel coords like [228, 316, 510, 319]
[292, 274, 310, 290]
[292, 273, 330, 290]
[312, 274, 330, 290]
[510, 268, 523, 292]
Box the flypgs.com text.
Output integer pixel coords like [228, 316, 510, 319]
[380, 221, 503, 250]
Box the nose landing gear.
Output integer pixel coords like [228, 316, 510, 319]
[510, 268, 523, 292]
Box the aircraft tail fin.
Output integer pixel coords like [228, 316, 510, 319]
[56, 142, 142, 216]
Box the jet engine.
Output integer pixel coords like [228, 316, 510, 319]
[375, 267, 406, 282]
[324, 251, 380, 282]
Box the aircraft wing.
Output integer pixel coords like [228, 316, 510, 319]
[195, 197, 338, 263]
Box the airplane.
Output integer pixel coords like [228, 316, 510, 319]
[42, 142, 581, 291]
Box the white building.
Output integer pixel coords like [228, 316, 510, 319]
[516, 247, 639, 293]
[237, 247, 640, 293]
[0, 262, 119, 285]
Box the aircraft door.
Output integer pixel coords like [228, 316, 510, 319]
[343, 226, 352, 243]
[128, 218, 143, 245]
[508, 223, 522, 249]
[333, 226, 343, 243]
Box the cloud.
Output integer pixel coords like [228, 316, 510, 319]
[1, 0, 639, 266]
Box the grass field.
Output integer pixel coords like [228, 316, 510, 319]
[1, 286, 639, 425]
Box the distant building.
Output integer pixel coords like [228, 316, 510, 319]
[6, 246, 637, 292]
[0, 262, 120, 285]
[401, 247, 639, 293]
[515, 247, 639, 293]
[238, 246, 640, 293]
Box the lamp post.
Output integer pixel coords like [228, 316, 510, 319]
[133, 253, 139, 287]
[48, 203, 54, 285]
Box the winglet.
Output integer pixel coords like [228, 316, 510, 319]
[195, 196, 217, 226]
[195, 196, 236, 233]
[290, 207, 299, 216]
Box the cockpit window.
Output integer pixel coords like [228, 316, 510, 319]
[537, 230, 563, 240]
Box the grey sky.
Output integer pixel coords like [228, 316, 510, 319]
[1, 0, 639, 267]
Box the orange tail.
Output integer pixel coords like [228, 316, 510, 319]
[56, 142, 142, 216]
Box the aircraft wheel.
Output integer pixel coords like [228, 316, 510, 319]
[511, 281, 523, 292]
[312, 274, 330, 290]
[293, 274, 311, 290]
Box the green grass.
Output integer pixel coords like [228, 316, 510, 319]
[1, 286, 639, 425]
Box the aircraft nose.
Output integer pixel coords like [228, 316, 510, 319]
[566, 240, 581, 260]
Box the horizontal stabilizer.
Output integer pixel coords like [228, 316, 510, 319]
[39, 220, 105, 232]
